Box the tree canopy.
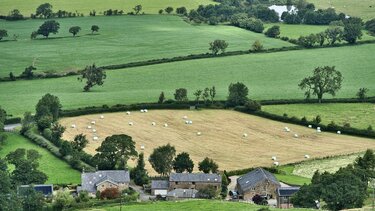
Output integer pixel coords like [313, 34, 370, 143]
[173, 152, 194, 173]
[36, 3, 53, 18]
[69, 26, 81, 36]
[149, 144, 176, 176]
[78, 64, 107, 92]
[198, 157, 219, 173]
[227, 82, 249, 106]
[0, 29, 8, 41]
[209, 39, 228, 55]
[37, 20, 60, 38]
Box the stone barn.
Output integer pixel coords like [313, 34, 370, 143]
[169, 173, 222, 191]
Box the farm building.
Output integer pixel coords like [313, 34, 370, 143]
[169, 173, 222, 191]
[18, 184, 54, 197]
[77, 170, 130, 194]
[166, 189, 199, 200]
[276, 187, 300, 209]
[151, 180, 169, 196]
[235, 168, 280, 200]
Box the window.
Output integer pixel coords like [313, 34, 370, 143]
[175, 182, 179, 185]
[192, 182, 196, 185]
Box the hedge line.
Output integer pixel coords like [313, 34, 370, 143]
[259, 97, 375, 105]
[4, 117, 21, 124]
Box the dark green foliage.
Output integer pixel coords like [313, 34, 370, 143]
[36, 3, 53, 18]
[158, 91, 166, 104]
[174, 88, 188, 101]
[314, 115, 321, 124]
[21, 186, 46, 211]
[37, 20, 60, 38]
[91, 25, 99, 34]
[209, 86, 216, 103]
[244, 100, 261, 112]
[72, 134, 88, 151]
[94, 134, 137, 170]
[50, 122, 65, 146]
[356, 88, 369, 100]
[20, 65, 36, 79]
[0, 107, 5, 132]
[264, 25, 280, 38]
[35, 93, 61, 130]
[298, 66, 343, 103]
[53, 189, 74, 210]
[298, 34, 318, 48]
[227, 82, 249, 106]
[208, 16, 219, 25]
[5, 9, 24, 21]
[133, 5, 142, 15]
[173, 152, 194, 173]
[176, 7, 187, 15]
[165, 7, 173, 14]
[9, 72, 16, 81]
[60, 141, 74, 156]
[365, 18, 375, 35]
[257, 208, 271, 211]
[20, 112, 33, 134]
[283, 13, 302, 24]
[69, 26, 81, 36]
[252, 40, 263, 51]
[130, 153, 149, 185]
[149, 144, 176, 176]
[158, 9, 163, 14]
[325, 26, 343, 45]
[233, 16, 264, 33]
[78, 64, 107, 92]
[76, 191, 90, 203]
[36, 115, 53, 130]
[354, 149, 375, 178]
[343, 21, 363, 44]
[250, 5, 279, 22]
[198, 157, 218, 173]
[252, 194, 267, 205]
[209, 39, 228, 54]
[0, 29, 8, 40]
[316, 32, 325, 46]
[198, 185, 218, 199]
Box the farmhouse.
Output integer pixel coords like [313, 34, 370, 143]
[151, 180, 169, 196]
[77, 170, 130, 194]
[169, 173, 222, 191]
[235, 168, 280, 200]
[276, 187, 300, 209]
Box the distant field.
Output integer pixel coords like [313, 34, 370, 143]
[292, 153, 362, 178]
[1, 44, 374, 116]
[83, 200, 313, 211]
[263, 103, 375, 129]
[60, 110, 375, 175]
[0, 0, 215, 16]
[0, 15, 293, 77]
[264, 23, 375, 40]
[308, 0, 375, 20]
[0, 133, 81, 184]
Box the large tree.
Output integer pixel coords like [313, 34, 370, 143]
[298, 66, 343, 103]
[78, 64, 106, 92]
[343, 22, 362, 44]
[227, 82, 249, 106]
[37, 20, 60, 38]
[0, 29, 8, 41]
[91, 25, 100, 34]
[149, 144, 176, 176]
[130, 153, 149, 185]
[69, 26, 81, 37]
[173, 152, 194, 173]
[36, 3, 53, 18]
[94, 134, 137, 170]
[174, 88, 188, 102]
[35, 93, 61, 130]
[72, 134, 88, 151]
[209, 39, 228, 55]
[264, 25, 280, 38]
[165, 7, 174, 14]
[324, 26, 343, 45]
[198, 157, 219, 173]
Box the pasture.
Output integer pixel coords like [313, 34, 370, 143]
[264, 23, 375, 40]
[263, 103, 375, 130]
[308, 0, 375, 20]
[0, 133, 81, 184]
[0, 15, 293, 77]
[1, 44, 375, 117]
[60, 109, 375, 175]
[0, 0, 214, 16]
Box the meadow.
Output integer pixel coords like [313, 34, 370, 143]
[0, 0, 214, 16]
[0, 15, 293, 77]
[82, 200, 313, 211]
[263, 103, 375, 129]
[1, 44, 374, 116]
[60, 109, 375, 176]
[0, 132, 81, 184]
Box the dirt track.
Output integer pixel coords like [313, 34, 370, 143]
[60, 109, 375, 175]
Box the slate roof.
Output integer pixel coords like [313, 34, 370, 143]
[237, 168, 280, 192]
[169, 173, 221, 183]
[166, 189, 198, 198]
[151, 180, 169, 189]
[277, 187, 300, 197]
[80, 170, 130, 193]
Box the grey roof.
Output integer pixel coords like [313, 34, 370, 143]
[169, 173, 221, 183]
[80, 170, 130, 193]
[237, 168, 280, 192]
[151, 180, 169, 189]
[277, 187, 300, 197]
[166, 189, 198, 198]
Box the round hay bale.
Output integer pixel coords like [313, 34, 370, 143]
[317, 129, 321, 133]
[141, 145, 145, 150]
[128, 122, 133, 126]
[243, 133, 248, 138]
[183, 116, 188, 119]
[71, 124, 76, 128]
[100, 115, 104, 119]
[91, 121, 96, 125]
[151, 122, 156, 126]
[92, 129, 97, 133]
[273, 162, 279, 166]
[294, 134, 298, 138]
[164, 123, 168, 127]
[185, 120, 189, 124]
[93, 136, 98, 141]
[304, 154, 310, 158]
[144, 109, 148, 113]
[317, 127, 321, 130]
[189, 120, 193, 124]
[271, 156, 277, 161]
[126, 111, 131, 115]
[140, 109, 144, 113]
[308, 125, 312, 128]
[197, 132, 202, 136]
[337, 131, 341, 134]
[87, 125, 92, 129]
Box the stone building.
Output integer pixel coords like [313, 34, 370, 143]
[169, 173, 222, 191]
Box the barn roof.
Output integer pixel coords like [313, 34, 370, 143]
[80, 170, 130, 193]
[151, 180, 169, 189]
[277, 187, 300, 197]
[166, 189, 198, 198]
[237, 168, 280, 192]
[169, 173, 221, 183]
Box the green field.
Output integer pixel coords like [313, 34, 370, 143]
[0, 15, 293, 77]
[263, 103, 375, 129]
[308, 0, 375, 20]
[0, 132, 81, 184]
[0, 0, 215, 16]
[1, 44, 374, 116]
[82, 200, 312, 211]
[276, 165, 311, 185]
[264, 23, 375, 40]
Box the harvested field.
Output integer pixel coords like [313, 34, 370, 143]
[60, 109, 375, 175]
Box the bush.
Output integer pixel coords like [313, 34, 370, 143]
[244, 100, 261, 112]
[197, 185, 217, 199]
[264, 25, 280, 38]
[252, 194, 267, 205]
[100, 188, 120, 200]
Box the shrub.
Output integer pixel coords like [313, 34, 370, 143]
[252, 40, 264, 51]
[42, 128, 52, 140]
[244, 100, 261, 112]
[198, 185, 217, 199]
[280, 36, 289, 41]
[100, 188, 120, 200]
[264, 25, 280, 38]
[314, 115, 321, 124]
[301, 116, 307, 124]
[368, 125, 373, 131]
[76, 191, 90, 203]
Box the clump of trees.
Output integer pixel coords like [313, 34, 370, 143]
[35, 20, 60, 38]
[227, 82, 249, 106]
[78, 64, 106, 92]
[209, 39, 228, 54]
[0, 29, 8, 40]
[4, 9, 25, 21]
[91, 25, 100, 34]
[365, 18, 375, 35]
[165, 7, 174, 14]
[35, 93, 62, 130]
[230, 14, 264, 33]
[149, 144, 176, 176]
[174, 88, 188, 101]
[264, 25, 280, 38]
[69, 26, 81, 36]
[299, 66, 343, 103]
[103, 9, 124, 16]
[198, 157, 219, 173]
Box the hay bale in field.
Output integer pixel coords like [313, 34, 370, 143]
[304, 154, 310, 158]
[317, 127, 321, 130]
[243, 133, 248, 138]
[197, 132, 202, 136]
[185, 120, 189, 124]
[144, 109, 148, 113]
[93, 136, 98, 141]
[271, 156, 277, 161]
[294, 134, 298, 138]
[140, 109, 144, 113]
[164, 123, 168, 127]
[151, 122, 156, 126]
[189, 120, 193, 124]
[273, 162, 279, 166]
[87, 125, 92, 129]
[141, 145, 145, 150]
[100, 115, 104, 119]
[308, 125, 312, 128]
[129, 122, 133, 126]
[317, 129, 321, 133]
[91, 121, 96, 125]
[183, 116, 188, 119]
[126, 111, 131, 115]
[92, 129, 97, 133]
[71, 124, 76, 128]
[337, 131, 341, 134]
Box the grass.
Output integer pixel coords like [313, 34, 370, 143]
[276, 165, 311, 185]
[1, 43, 375, 116]
[0, 132, 81, 184]
[308, 0, 375, 20]
[264, 23, 375, 40]
[0, 15, 293, 77]
[60, 109, 375, 176]
[292, 153, 362, 178]
[82, 199, 313, 211]
[0, 0, 215, 16]
[263, 103, 375, 130]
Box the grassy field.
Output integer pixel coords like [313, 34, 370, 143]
[0, 0, 215, 16]
[1, 44, 374, 116]
[264, 23, 375, 40]
[263, 103, 375, 129]
[292, 153, 362, 178]
[308, 0, 375, 20]
[276, 165, 311, 185]
[0, 132, 81, 184]
[60, 109, 375, 175]
[0, 15, 293, 77]
[82, 200, 313, 211]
